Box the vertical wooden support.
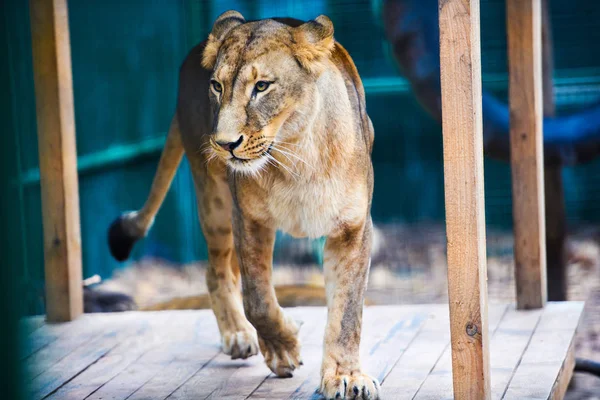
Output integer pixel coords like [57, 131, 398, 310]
[30, 0, 83, 322]
[438, 0, 490, 398]
[506, 0, 547, 309]
[541, 0, 555, 118]
[541, 0, 568, 302]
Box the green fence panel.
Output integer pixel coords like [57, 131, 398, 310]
[1, 3, 27, 395]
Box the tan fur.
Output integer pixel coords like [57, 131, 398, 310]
[201, 11, 245, 70]
[118, 12, 378, 399]
[291, 15, 336, 74]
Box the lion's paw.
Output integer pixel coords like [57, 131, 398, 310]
[259, 316, 302, 377]
[221, 329, 259, 360]
[319, 371, 381, 400]
[260, 337, 302, 377]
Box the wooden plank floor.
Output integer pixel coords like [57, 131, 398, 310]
[21, 302, 583, 400]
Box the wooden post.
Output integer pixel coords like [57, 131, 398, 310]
[541, 0, 568, 302]
[506, 0, 547, 309]
[438, 0, 490, 398]
[30, 0, 83, 322]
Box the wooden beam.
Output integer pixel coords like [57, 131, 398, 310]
[438, 0, 490, 398]
[506, 0, 547, 309]
[541, 0, 555, 118]
[540, 0, 568, 302]
[29, 0, 83, 322]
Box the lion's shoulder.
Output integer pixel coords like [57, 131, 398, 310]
[330, 43, 373, 152]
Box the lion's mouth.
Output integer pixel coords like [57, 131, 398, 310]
[215, 140, 274, 176]
[227, 142, 273, 163]
[230, 153, 246, 162]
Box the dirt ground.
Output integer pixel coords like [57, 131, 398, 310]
[99, 223, 600, 399]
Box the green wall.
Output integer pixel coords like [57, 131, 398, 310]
[1, 1, 27, 394]
[3, 0, 600, 315]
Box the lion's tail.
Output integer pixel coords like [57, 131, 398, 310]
[108, 116, 184, 262]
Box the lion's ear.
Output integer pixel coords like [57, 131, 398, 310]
[202, 10, 246, 70]
[292, 15, 335, 74]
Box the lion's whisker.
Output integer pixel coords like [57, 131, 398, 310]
[263, 137, 303, 148]
[266, 153, 299, 180]
[264, 138, 302, 147]
[198, 142, 213, 155]
[270, 147, 296, 166]
[204, 151, 218, 167]
[270, 145, 314, 170]
[275, 141, 302, 148]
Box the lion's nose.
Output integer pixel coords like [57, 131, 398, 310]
[216, 135, 244, 152]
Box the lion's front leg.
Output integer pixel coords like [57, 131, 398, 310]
[233, 211, 302, 377]
[320, 218, 380, 400]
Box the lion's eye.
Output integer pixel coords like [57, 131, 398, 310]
[211, 80, 222, 93]
[255, 81, 270, 92]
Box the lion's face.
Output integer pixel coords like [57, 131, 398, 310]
[202, 12, 335, 175]
[208, 23, 310, 174]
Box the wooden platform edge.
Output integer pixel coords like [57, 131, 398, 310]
[502, 301, 584, 400]
[549, 340, 575, 400]
[21, 303, 585, 400]
[549, 300, 584, 400]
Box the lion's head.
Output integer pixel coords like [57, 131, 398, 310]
[202, 11, 335, 175]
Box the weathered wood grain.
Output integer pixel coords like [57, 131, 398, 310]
[21, 304, 582, 399]
[25, 315, 118, 380]
[380, 305, 450, 399]
[126, 349, 220, 400]
[118, 311, 222, 400]
[506, 0, 547, 310]
[490, 306, 544, 399]
[549, 341, 575, 400]
[83, 312, 209, 400]
[28, 314, 142, 399]
[22, 313, 134, 364]
[503, 302, 583, 399]
[21, 319, 74, 361]
[45, 313, 185, 400]
[414, 304, 507, 400]
[29, 0, 83, 322]
[438, 0, 490, 397]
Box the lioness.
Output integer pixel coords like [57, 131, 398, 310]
[108, 11, 378, 399]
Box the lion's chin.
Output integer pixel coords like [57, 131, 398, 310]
[226, 156, 270, 177]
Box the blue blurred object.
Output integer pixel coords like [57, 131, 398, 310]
[381, 0, 600, 166]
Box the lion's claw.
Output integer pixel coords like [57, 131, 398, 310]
[320, 371, 380, 400]
[221, 329, 259, 359]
